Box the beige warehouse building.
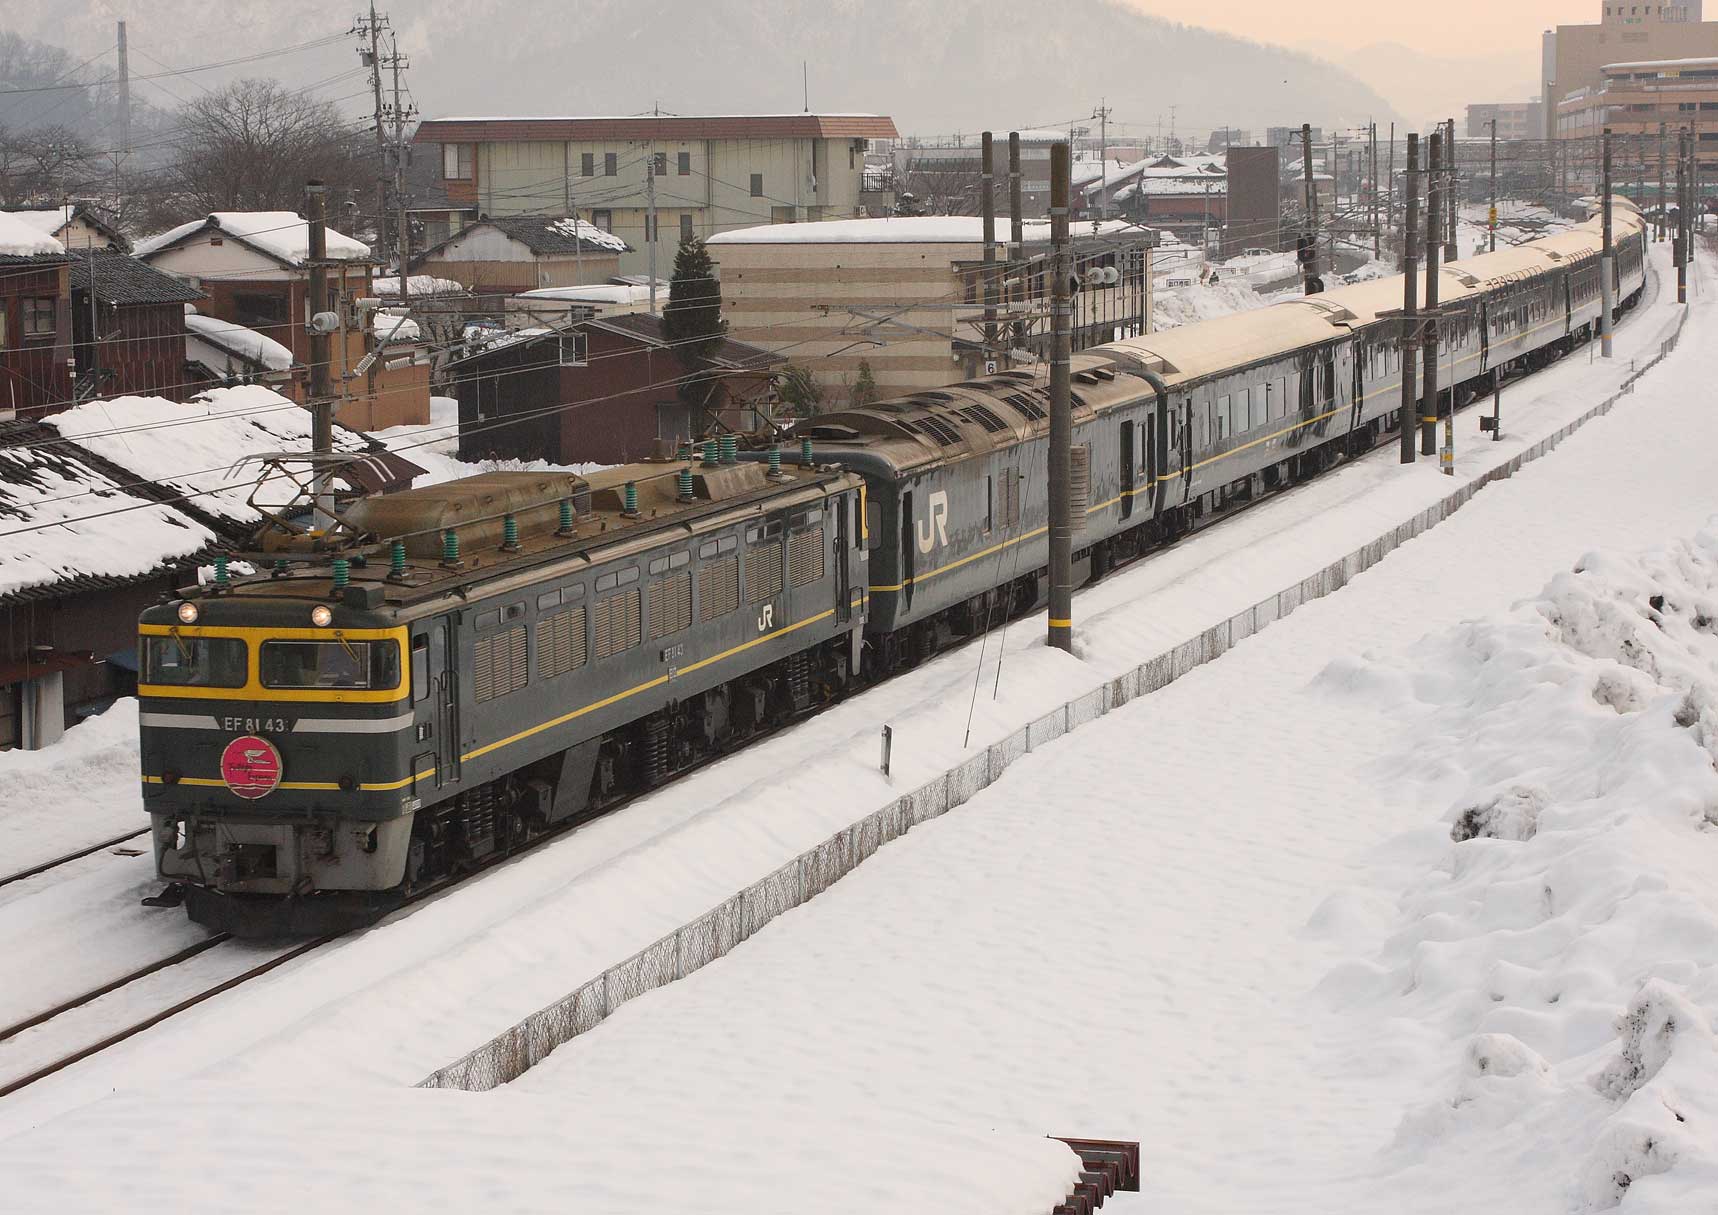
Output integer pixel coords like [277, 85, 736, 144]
[708, 217, 1154, 405]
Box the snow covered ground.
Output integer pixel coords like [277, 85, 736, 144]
[1, 244, 1709, 1211]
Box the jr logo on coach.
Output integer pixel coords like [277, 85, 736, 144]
[915, 490, 950, 554]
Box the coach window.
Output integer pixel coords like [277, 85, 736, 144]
[1233, 387, 1249, 434]
[1250, 383, 1267, 430]
[1215, 395, 1230, 440]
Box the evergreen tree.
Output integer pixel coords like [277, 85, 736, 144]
[776, 365, 824, 418]
[662, 237, 727, 421]
[850, 359, 880, 407]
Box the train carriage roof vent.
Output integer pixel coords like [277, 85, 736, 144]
[916, 414, 965, 446]
[1452, 271, 1482, 287]
[960, 404, 1011, 434]
[1000, 391, 1048, 421]
[1073, 370, 1102, 385]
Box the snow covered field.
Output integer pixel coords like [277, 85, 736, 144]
[1, 244, 1711, 1211]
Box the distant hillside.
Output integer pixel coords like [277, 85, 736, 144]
[0, 0, 1400, 137]
[404, 0, 1400, 134]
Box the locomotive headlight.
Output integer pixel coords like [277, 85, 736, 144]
[176, 601, 199, 625]
[310, 604, 334, 627]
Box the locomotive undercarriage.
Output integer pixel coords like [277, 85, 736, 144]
[183, 633, 861, 937]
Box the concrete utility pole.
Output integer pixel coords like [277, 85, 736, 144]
[358, 3, 390, 257]
[1371, 121, 1381, 258]
[1047, 142, 1073, 654]
[646, 151, 658, 314]
[1009, 131, 1024, 351]
[1422, 131, 1442, 458]
[388, 32, 414, 319]
[1399, 132, 1420, 466]
[1388, 123, 1396, 260]
[1679, 129, 1691, 304]
[1489, 119, 1498, 253]
[115, 21, 129, 222]
[1659, 122, 1669, 242]
[982, 131, 998, 359]
[1301, 123, 1320, 293]
[1601, 127, 1615, 359]
[1444, 117, 1458, 263]
[1092, 101, 1112, 216]
[306, 181, 335, 531]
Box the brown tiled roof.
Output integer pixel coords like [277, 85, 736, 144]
[416, 114, 899, 144]
[587, 312, 785, 369]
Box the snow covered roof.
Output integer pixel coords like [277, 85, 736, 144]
[514, 284, 657, 304]
[0, 419, 222, 602]
[133, 212, 372, 266]
[0, 202, 126, 249]
[420, 215, 631, 258]
[183, 308, 295, 373]
[369, 310, 421, 343]
[42, 385, 411, 527]
[0, 210, 65, 258]
[708, 216, 1141, 246]
[373, 274, 470, 297]
[1603, 55, 1718, 71]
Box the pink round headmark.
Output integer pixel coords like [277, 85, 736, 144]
[220, 735, 283, 800]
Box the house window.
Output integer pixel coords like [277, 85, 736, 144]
[653, 151, 668, 177]
[22, 297, 55, 338]
[678, 151, 691, 175]
[750, 172, 764, 197]
[234, 291, 288, 331]
[592, 209, 613, 232]
[604, 152, 617, 176]
[442, 143, 473, 180]
[680, 213, 694, 242]
[560, 332, 588, 366]
[581, 152, 594, 176]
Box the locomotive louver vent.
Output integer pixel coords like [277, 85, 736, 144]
[1069, 443, 1090, 535]
[649, 572, 693, 640]
[593, 589, 641, 659]
[746, 542, 783, 603]
[537, 607, 587, 678]
[788, 526, 825, 588]
[699, 557, 740, 621]
[474, 625, 528, 703]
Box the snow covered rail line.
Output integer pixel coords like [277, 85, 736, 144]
[418, 291, 1693, 1095]
[0, 829, 150, 893]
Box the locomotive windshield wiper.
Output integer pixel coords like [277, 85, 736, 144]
[168, 626, 191, 661]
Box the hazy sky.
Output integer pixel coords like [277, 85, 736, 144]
[1125, 0, 1579, 57]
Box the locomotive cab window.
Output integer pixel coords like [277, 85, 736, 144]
[143, 635, 247, 688]
[412, 636, 430, 702]
[260, 639, 400, 690]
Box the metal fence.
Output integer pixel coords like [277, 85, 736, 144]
[419, 299, 1691, 1093]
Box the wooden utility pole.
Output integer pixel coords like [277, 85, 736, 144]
[1301, 122, 1320, 293]
[1399, 132, 1420, 466]
[115, 21, 129, 224]
[1048, 143, 1073, 654]
[1422, 131, 1441, 458]
[646, 151, 658, 314]
[1388, 123, 1396, 262]
[1009, 131, 1024, 351]
[306, 181, 335, 531]
[981, 131, 998, 359]
[1601, 127, 1614, 359]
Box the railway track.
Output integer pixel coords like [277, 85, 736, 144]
[0, 828, 151, 893]
[0, 280, 1653, 1105]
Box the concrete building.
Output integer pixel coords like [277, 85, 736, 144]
[1557, 55, 1718, 185]
[412, 114, 899, 279]
[1543, 3, 1718, 137]
[1266, 127, 1323, 150]
[706, 216, 1152, 403]
[890, 129, 1066, 217]
[1467, 101, 1544, 140]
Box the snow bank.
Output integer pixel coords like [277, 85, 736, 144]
[1152, 279, 1266, 330]
[134, 212, 369, 264]
[1316, 528, 1718, 1209]
[0, 210, 65, 257]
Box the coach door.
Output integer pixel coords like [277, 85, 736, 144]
[1119, 420, 1136, 521]
[835, 493, 853, 624]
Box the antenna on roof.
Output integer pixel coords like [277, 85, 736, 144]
[803, 61, 809, 113]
